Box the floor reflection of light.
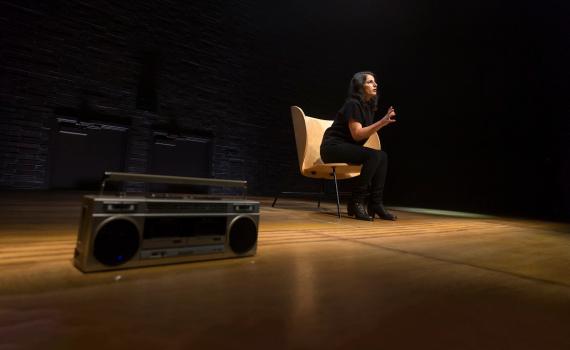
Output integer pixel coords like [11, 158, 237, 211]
[291, 252, 317, 321]
[389, 206, 494, 219]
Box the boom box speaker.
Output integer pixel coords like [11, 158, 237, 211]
[74, 195, 259, 272]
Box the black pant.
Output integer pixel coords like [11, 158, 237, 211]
[320, 143, 388, 200]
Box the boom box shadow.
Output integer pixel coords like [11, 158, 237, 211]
[74, 196, 259, 272]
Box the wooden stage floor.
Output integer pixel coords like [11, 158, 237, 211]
[1, 192, 570, 349]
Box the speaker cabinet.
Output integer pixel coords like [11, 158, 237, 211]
[74, 195, 259, 272]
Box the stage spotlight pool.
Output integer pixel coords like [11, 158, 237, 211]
[388, 207, 494, 219]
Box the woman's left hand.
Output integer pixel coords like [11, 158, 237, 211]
[380, 106, 397, 127]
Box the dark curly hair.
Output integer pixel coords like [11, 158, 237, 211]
[347, 71, 378, 111]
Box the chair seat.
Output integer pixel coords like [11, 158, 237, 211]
[302, 163, 363, 180]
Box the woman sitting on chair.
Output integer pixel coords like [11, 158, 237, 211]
[320, 71, 397, 221]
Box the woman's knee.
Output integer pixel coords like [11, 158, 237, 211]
[378, 150, 387, 162]
[361, 149, 379, 166]
[366, 149, 386, 162]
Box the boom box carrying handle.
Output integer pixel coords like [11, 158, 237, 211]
[99, 171, 248, 198]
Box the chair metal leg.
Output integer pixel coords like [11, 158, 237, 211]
[332, 167, 341, 218]
[272, 193, 279, 207]
[317, 180, 325, 208]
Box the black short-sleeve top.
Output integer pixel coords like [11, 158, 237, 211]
[321, 98, 374, 147]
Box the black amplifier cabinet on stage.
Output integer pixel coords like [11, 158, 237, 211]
[74, 195, 259, 272]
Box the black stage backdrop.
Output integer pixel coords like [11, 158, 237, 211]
[1, 0, 569, 220]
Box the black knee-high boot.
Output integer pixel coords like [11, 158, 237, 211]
[368, 189, 397, 221]
[347, 186, 373, 221]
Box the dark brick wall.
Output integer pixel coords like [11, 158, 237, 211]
[0, 0, 302, 195]
[1, 0, 569, 219]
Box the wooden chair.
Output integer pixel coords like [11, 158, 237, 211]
[272, 106, 380, 218]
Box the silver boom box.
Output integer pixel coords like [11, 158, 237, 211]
[74, 195, 259, 272]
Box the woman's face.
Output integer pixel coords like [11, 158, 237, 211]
[362, 74, 378, 100]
